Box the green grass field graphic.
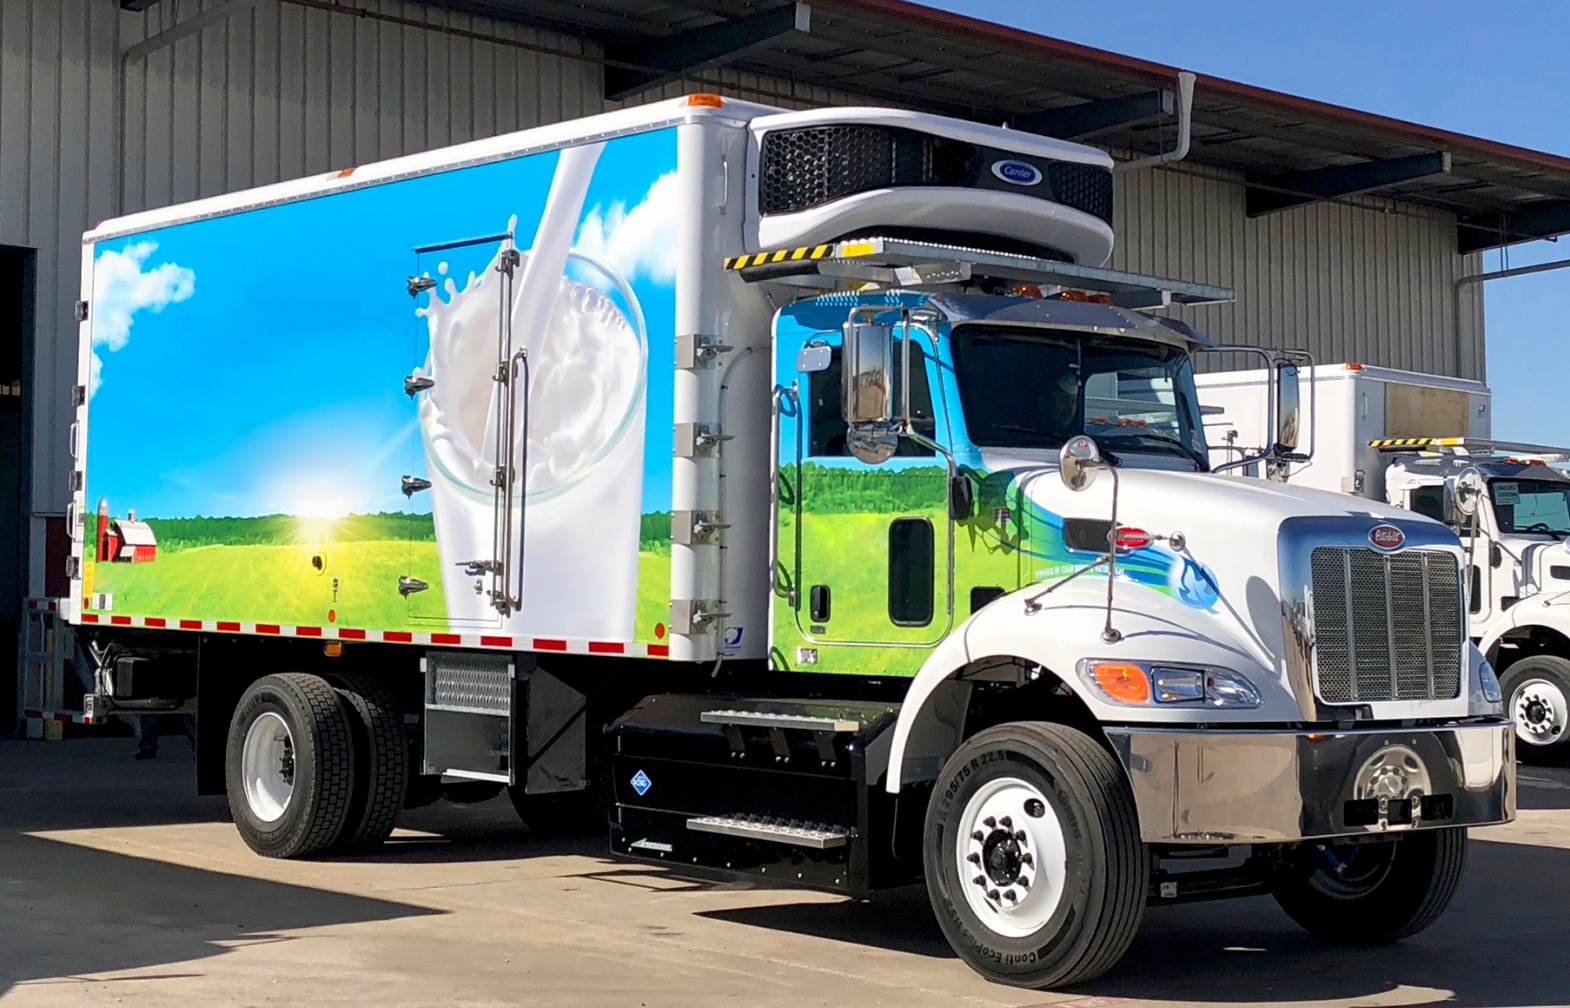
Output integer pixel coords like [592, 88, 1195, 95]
[86, 511, 675, 643]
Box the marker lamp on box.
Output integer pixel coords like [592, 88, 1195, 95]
[1079, 659, 1262, 709]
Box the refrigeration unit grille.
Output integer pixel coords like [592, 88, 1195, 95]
[757, 124, 1114, 226]
[1310, 547, 1463, 703]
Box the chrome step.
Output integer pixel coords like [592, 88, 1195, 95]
[686, 814, 850, 849]
[700, 709, 861, 732]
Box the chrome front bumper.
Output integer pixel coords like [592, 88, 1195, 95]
[1106, 720, 1515, 844]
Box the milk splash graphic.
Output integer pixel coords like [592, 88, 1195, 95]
[414, 143, 649, 639]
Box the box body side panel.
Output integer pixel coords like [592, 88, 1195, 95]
[76, 128, 685, 653]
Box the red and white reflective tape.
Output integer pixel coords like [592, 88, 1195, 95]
[22, 709, 83, 723]
[76, 612, 670, 657]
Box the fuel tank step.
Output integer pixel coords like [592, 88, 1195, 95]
[608, 694, 925, 893]
[687, 813, 851, 849]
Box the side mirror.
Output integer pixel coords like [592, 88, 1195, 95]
[948, 473, 974, 522]
[842, 322, 893, 425]
[1454, 468, 1485, 518]
[1274, 362, 1300, 454]
[1060, 434, 1103, 492]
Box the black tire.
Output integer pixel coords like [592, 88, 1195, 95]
[226, 673, 356, 859]
[924, 722, 1148, 989]
[1272, 828, 1468, 943]
[325, 673, 409, 853]
[1500, 655, 1570, 765]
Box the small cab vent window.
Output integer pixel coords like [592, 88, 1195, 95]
[888, 518, 935, 626]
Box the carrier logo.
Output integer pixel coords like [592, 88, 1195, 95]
[1369, 524, 1406, 550]
[991, 160, 1043, 186]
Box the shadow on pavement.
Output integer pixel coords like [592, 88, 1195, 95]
[703, 835, 1570, 1007]
[699, 884, 956, 958]
[1516, 766, 1570, 810]
[0, 831, 441, 998]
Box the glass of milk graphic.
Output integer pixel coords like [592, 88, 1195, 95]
[415, 143, 648, 640]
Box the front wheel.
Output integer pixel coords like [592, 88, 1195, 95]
[1272, 828, 1468, 943]
[924, 722, 1147, 989]
[1501, 655, 1570, 765]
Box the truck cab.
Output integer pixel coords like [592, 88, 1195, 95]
[1384, 446, 1570, 762]
[1199, 360, 1570, 764]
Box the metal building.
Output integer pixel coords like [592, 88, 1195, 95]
[5, 0, 1570, 727]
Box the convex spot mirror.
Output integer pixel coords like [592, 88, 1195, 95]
[1060, 434, 1103, 492]
[1453, 468, 1486, 518]
[1274, 362, 1301, 454]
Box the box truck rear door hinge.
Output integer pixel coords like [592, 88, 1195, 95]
[74, 300, 89, 322]
[398, 575, 430, 596]
[404, 374, 435, 396]
[401, 475, 432, 496]
[672, 510, 728, 546]
[674, 423, 734, 458]
[407, 276, 437, 296]
[676, 334, 734, 369]
[670, 598, 729, 635]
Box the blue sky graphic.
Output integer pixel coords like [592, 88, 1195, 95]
[88, 129, 678, 521]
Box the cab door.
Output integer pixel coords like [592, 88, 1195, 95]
[775, 313, 954, 649]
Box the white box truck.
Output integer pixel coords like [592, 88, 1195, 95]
[1202, 361, 1570, 767]
[67, 94, 1512, 988]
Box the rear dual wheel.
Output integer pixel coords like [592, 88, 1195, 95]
[226, 672, 408, 858]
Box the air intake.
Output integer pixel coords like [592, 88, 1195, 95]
[759, 124, 1114, 227]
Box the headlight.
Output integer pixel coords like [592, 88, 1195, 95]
[1479, 659, 1503, 705]
[1079, 660, 1262, 709]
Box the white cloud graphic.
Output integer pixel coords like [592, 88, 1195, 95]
[573, 171, 679, 285]
[90, 241, 195, 395]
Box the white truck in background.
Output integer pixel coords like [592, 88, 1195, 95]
[1202, 362, 1570, 763]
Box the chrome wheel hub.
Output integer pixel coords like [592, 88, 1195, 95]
[241, 711, 296, 823]
[1513, 678, 1567, 745]
[955, 777, 1068, 938]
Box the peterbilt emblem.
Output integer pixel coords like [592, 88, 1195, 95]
[1369, 524, 1406, 550]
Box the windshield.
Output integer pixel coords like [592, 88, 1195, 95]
[950, 324, 1208, 467]
[1491, 478, 1570, 534]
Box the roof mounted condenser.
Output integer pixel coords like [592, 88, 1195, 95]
[745, 108, 1117, 266]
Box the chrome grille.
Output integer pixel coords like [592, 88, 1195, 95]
[1310, 547, 1462, 703]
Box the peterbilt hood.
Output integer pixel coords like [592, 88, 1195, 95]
[984, 454, 1461, 668]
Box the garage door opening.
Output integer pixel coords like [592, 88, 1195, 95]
[1, 246, 34, 736]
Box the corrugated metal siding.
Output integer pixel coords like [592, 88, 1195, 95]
[0, 0, 1485, 593]
[1112, 163, 1485, 380]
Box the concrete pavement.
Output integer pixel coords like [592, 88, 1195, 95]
[3, 738, 1569, 1008]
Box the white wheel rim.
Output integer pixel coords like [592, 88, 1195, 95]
[954, 776, 1069, 938]
[241, 712, 295, 823]
[1513, 678, 1568, 746]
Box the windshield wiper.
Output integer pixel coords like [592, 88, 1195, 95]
[1099, 430, 1208, 471]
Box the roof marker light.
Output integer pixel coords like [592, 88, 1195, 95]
[687, 93, 725, 107]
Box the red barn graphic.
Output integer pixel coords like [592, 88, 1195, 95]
[96, 498, 158, 564]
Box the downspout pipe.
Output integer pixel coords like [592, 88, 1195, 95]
[1115, 70, 1195, 174]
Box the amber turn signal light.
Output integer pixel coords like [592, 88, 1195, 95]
[1089, 662, 1151, 704]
